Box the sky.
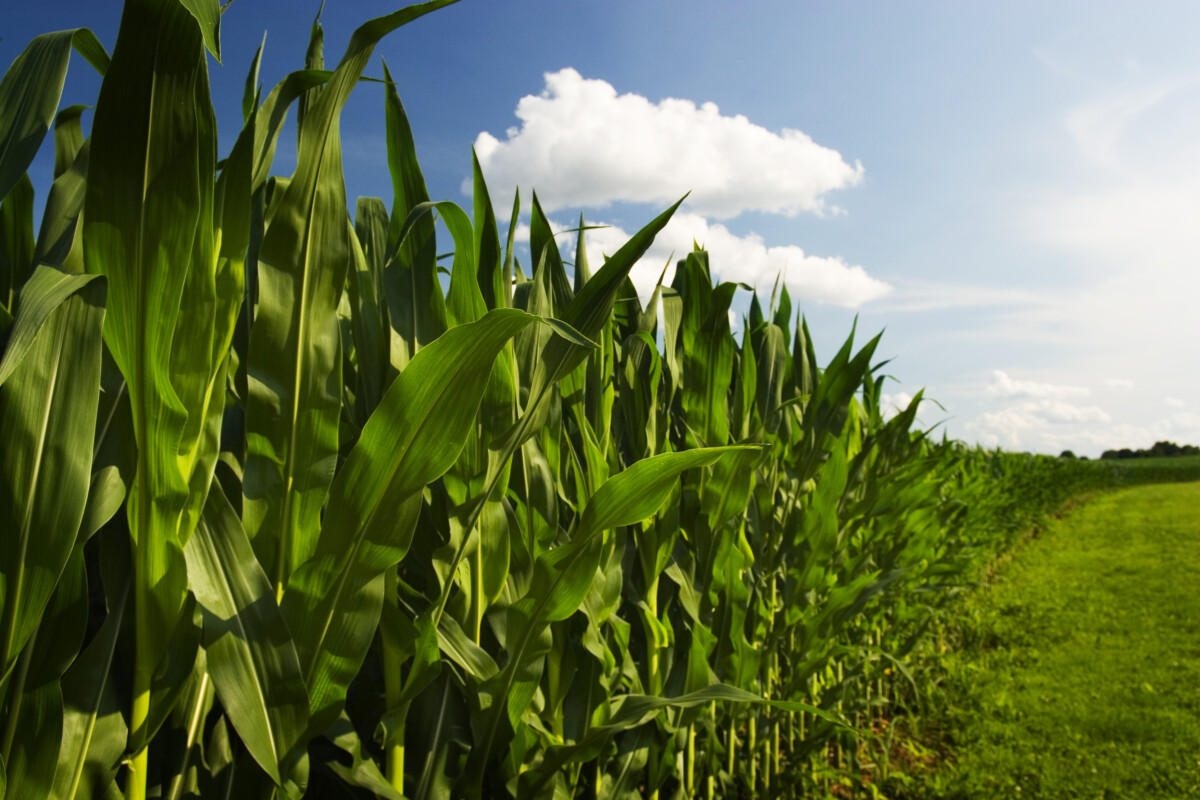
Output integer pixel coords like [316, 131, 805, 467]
[6, 0, 1200, 457]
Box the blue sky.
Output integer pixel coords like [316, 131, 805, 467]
[7, 0, 1200, 456]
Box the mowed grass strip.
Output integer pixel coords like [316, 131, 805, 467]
[929, 481, 1200, 799]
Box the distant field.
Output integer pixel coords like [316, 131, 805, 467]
[1089, 454, 1200, 485]
[905, 482, 1200, 799]
[1102, 454, 1200, 471]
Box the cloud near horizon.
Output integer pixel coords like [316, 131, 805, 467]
[469, 68, 864, 219]
[519, 212, 891, 308]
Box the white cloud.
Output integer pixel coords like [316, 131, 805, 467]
[1165, 396, 1186, 408]
[565, 212, 890, 307]
[470, 68, 863, 219]
[1105, 378, 1135, 389]
[985, 370, 1089, 400]
[1037, 400, 1110, 424]
[963, 399, 1111, 450]
[1061, 80, 1184, 174]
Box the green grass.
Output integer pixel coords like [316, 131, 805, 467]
[908, 481, 1200, 799]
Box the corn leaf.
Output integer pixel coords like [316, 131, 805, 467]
[0, 269, 105, 680]
[243, 0, 459, 596]
[0, 28, 107, 202]
[185, 486, 309, 793]
[51, 581, 128, 800]
[465, 446, 758, 795]
[82, 0, 215, 752]
[282, 307, 536, 735]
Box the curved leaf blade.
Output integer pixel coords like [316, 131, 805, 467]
[184, 487, 309, 792]
[282, 307, 536, 734]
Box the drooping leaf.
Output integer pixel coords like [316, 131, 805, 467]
[184, 487, 309, 793]
[0, 28, 107, 202]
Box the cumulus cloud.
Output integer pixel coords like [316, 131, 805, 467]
[985, 370, 1090, 400]
[1165, 396, 1186, 408]
[469, 68, 863, 219]
[555, 212, 890, 307]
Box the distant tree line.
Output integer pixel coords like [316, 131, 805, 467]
[1066, 440, 1200, 460]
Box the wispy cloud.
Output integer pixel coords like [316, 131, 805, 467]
[552, 212, 890, 307]
[874, 281, 1048, 314]
[985, 370, 1089, 400]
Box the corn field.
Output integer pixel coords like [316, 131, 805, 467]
[0, 2, 1172, 799]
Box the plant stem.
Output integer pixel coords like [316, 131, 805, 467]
[383, 566, 406, 793]
[166, 673, 211, 800]
[128, 678, 151, 800]
[749, 712, 758, 793]
[471, 546, 484, 644]
[645, 571, 660, 800]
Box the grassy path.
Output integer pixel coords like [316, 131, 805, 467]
[920, 481, 1200, 799]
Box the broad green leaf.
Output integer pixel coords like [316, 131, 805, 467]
[282, 307, 535, 734]
[177, 0, 222, 60]
[82, 0, 213, 759]
[170, 81, 248, 556]
[578, 447, 760, 540]
[0, 266, 102, 388]
[184, 488, 309, 793]
[0, 270, 105, 679]
[244, 0, 459, 597]
[0, 28, 107, 202]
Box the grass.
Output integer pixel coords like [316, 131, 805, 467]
[903, 481, 1200, 799]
